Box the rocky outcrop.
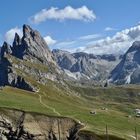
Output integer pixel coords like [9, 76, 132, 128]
[0, 42, 36, 91]
[12, 33, 22, 58]
[0, 42, 13, 86]
[0, 108, 83, 140]
[0, 42, 12, 58]
[109, 41, 140, 84]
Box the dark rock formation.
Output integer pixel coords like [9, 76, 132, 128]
[12, 33, 23, 58]
[1, 42, 12, 58]
[0, 42, 12, 86]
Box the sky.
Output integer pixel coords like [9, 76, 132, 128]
[1, 0, 140, 54]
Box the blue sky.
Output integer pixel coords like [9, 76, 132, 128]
[1, 0, 140, 54]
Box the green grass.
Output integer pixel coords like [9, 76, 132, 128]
[1, 56, 140, 139]
[0, 83, 140, 139]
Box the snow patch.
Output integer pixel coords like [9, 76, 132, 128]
[64, 69, 78, 79]
[64, 69, 90, 80]
[125, 72, 133, 84]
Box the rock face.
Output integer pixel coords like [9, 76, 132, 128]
[0, 109, 83, 140]
[53, 49, 120, 82]
[0, 57, 35, 91]
[0, 25, 60, 91]
[1, 42, 12, 58]
[12, 24, 55, 64]
[109, 41, 140, 84]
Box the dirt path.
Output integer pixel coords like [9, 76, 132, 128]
[38, 93, 85, 126]
[128, 135, 136, 139]
[38, 94, 61, 116]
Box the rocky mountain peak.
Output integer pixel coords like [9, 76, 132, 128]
[109, 41, 140, 84]
[131, 41, 140, 48]
[21, 24, 55, 63]
[6, 24, 56, 65]
[1, 42, 12, 58]
[13, 33, 21, 47]
[23, 24, 34, 38]
[23, 24, 42, 42]
[127, 41, 140, 53]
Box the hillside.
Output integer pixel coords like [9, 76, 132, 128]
[0, 83, 140, 139]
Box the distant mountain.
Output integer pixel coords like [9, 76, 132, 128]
[53, 49, 121, 83]
[109, 41, 140, 84]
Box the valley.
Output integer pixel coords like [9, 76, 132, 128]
[0, 24, 140, 140]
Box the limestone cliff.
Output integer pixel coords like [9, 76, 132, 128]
[0, 108, 83, 140]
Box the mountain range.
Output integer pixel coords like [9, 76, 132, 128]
[0, 24, 140, 92]
[53, 41, 140, 85]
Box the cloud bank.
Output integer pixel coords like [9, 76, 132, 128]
[81, 25, 140, 54]
[78, 34, 101, 40]
[30, 6, 96, 24]
[44, 36, 57, 46]
[53, 25, 140, 55]
[104, 27, 116, 31]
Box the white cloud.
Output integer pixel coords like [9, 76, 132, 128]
[53, 25, 140, 55]
[52, 40, 80, 52]
[80, 25, 140, 54]
[78, 34, 101, 40]
[30, 6, 96, 24]
[53, 34, 101, 51]
[104, 27, 116, 31]
[44, 36, 57, 46]
[5, 27, 22, 44]
[55, 41, 76, 47]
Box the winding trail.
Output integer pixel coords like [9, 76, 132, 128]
[128, 135, 136, 139]
[37, 92, 85, 126]
[38, 94, 61, 116]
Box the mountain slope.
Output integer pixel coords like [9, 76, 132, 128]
[109, 41, 140, 84]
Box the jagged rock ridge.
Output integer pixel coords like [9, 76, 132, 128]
[0, 25, 60, 91]
[12, 24, 55, 63]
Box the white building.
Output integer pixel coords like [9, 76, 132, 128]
[135, 109, 140, 117]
